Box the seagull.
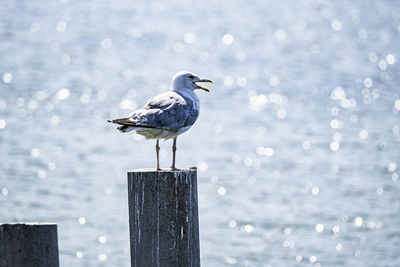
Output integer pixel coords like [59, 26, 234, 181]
[108, 71, 213, 171]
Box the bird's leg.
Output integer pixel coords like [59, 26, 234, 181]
[156, 139, 161, 171]
[171, 137, 177, 171]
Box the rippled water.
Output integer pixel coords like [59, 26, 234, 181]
[1, 0, 400, 266]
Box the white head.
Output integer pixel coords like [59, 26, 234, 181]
[171, 71, 213, 92]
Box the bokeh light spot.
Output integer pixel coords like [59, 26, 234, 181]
[2, 73, 13, 83]
[222, 34, 234, 45]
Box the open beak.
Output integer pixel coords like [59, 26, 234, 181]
[194, 79, 213, 92]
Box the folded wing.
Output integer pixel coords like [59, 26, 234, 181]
[109, 91, 199, 132]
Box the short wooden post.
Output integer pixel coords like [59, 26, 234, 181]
[0, 223, 59, 267]
[127, 169, 200, 267]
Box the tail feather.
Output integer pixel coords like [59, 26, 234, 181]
[117, 125, 133, 132]
[108, 117, 158, 133]
[108, 118, 136, 126]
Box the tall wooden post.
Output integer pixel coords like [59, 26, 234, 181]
[127, 169, 200, 267]
[0, 223, 59, 267]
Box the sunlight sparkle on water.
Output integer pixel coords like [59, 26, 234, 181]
[224, 76, 234, 86]
[97, 254, 107, 261]
[222, 34, 234, 45]
[210, 176, 218, 184]
[386, 54, 395, 64]
[76, 251, 83, 258]
[51, 115, 60, 125]
[363, 78, 373, 88]
[232, 156, 241, 164]
[120, 99, 137, 110]
[282, 240, 294, 248]
[315, 224, 324, 232]
[388, 163, 397, 172]
[249, 94, 268, 111]
[56, 88, 70, 100]
[56, 21, 67, 32]
[393, 125, 400, 135]
[331, 19, 342, 31]
[16, 98, 24, 107]
[45, 103, 54, 112]
[244, 157, 253, 167]
[243, 224, 254, 233]
[275, 30, 287, 40]
[198, 162, 208, 171]
[28, 100, 38, 110]
[284, 227, 292, 235]
[332, 226, 340, 233]
[330, 119, 343, 129]
[302, 140, 311, 150]
[184, 33, 195, 44]
[369, 52, 378, 62]
[228, 220, 237, 228]
[277, 109, 286, 119]
[78, 217, 86, 225]
[217, 187, 226, 196]
[377, 187, 383, 196]
[359, 129, 368, 139]
[1, 187, 8, 196]
[237, 77, 247, 87]
[333, 133, 342, 142]
[235, 51, 246, 61]
[394, 100, 400, 111]
[2, 73, 13, 83]
[98, 236, 107, 244]
[31, 148, 40, 158]
[330, 141, 340, 151]
[353, 216, 363, 227]
[256, 147, 274, 157]
[36, 91, 48, 100]
[330, 107, 339, 116]
[330, 87, 346, 100]
[311, 187, 320, 195]
[1, 2, 399, 266]
[350, 114, 358, 124]
[331, 164, 339, 174]
[224, 256, 238, 265]
[378, 60, 387, 70]
[37, 170, 46, 179]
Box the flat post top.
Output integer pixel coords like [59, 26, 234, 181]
[0, 223, 57, 226]
[128, 167, 197, 174]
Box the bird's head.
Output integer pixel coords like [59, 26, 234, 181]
[171, 71, 213, 92]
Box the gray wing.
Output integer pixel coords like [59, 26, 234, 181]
[129, 91, 199, 131]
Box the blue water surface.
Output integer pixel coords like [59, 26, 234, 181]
[1, 0, 400, 266]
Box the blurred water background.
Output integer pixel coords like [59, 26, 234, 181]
[1, 0, 400, 266]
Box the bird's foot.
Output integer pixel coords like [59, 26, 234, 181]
[170, 167, 182, 171]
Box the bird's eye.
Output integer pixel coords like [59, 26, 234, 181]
[188, 75, 195, 79]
